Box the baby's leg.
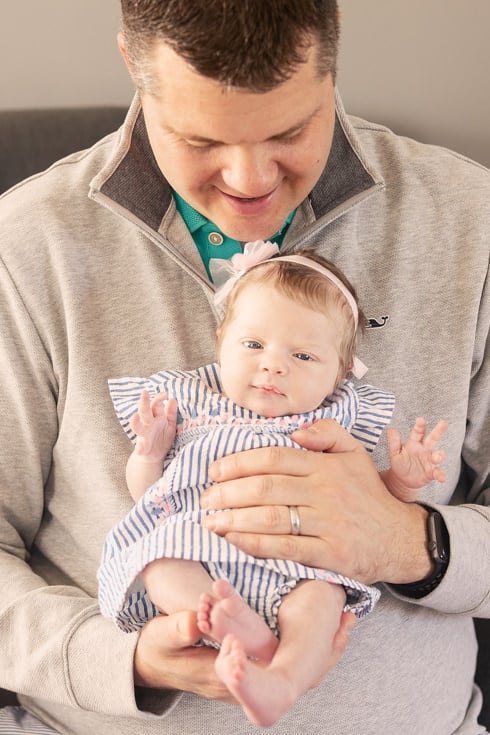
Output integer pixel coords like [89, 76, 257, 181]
[144, 561, 278, 657]
[215, 579, 346, 728]
[142, 557, 215, 615]
[197, 579, 278, 661]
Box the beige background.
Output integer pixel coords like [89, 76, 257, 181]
[0, 1, 488, 166]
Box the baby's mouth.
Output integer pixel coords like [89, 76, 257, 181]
[255, 384, 284, 396]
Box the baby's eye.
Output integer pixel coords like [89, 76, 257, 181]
[294, 352, 314, 361]
[243, 340, 262, 350]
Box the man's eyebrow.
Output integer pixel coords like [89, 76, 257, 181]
[268, 114, 315, 141]
[176, 108, 321, 145]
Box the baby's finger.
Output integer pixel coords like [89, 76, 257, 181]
[386, 427, 402, 457]
[137, 390, 153, 424]
[407, 417, 427, 443]
[431, 449, 445, 466]
[164, 397, 179, 425]
[424, 419, 448, 449]
[151, 391, 169, 416]
[129, 411, 145, 434]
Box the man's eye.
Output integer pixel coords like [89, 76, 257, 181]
[273, 127, 305, 145]
[294, 352, 313, 361]
[243, 340, 262, 350]
[280, 130, 303, 144]
[183, 139, 216, 151]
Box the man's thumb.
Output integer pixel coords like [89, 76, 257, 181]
[159, 610, 202, 648]
[292, 418, 362, 453]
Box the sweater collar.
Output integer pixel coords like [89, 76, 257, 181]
[93, 91, 383, 234]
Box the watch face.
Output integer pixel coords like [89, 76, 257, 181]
[428, 512, 449, 564]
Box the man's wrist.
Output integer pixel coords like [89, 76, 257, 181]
[391, 507, 450, 598]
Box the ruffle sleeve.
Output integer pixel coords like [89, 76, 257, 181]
[323, 380, 395, 453]
[351, 382, 395, 452]
[107, 363, 222, 444]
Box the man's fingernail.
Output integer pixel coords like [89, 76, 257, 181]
[203, 515, 216, 530]
[208, 461, 220, 480]
[294, 423, 318, 435]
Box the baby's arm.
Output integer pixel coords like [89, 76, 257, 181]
[381, 418, 448, 502]
[126, 390, 178, 501]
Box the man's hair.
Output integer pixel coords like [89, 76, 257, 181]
[216, 249, 365, 385]
[120, 0, 340, 93]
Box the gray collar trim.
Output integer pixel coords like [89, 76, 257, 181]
[99, 110, 171, 232]
[97, 97, 379, 232]
[309, 114, 376, 218]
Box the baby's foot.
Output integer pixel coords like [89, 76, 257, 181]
[197, 579, 278, 661]
[215, 634, 296, 728]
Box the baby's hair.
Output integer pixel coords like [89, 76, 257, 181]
[217, 249, 365, 384]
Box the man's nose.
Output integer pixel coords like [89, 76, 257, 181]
[220, 145, 278, 196]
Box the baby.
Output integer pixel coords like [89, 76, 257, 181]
[99, 242, 446, 727]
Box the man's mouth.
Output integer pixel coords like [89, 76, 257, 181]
[220, 188, 277, 213]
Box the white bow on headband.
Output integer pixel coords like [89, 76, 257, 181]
[210, 240, 280, 305]
[209, 240, 368, 379]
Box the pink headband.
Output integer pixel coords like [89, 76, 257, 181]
[210, 240, 367, 379]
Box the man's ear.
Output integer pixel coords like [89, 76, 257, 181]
[117, 31, 135, 79]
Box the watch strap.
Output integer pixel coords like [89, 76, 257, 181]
[391, 508, 450, 599]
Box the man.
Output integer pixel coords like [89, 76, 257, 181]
[0, 1, 488, 733]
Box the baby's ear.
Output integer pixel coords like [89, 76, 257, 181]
[215, 327, 222, 363]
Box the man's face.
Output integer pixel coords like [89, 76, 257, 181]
[138, 42, 336, 242]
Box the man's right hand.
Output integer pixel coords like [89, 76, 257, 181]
[134, 606, 355, 702]
[133, 610, 235, 702]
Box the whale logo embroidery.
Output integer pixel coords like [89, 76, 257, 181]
[366, 316, 389, 329]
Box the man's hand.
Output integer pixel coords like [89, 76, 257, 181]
[134, 606, 355, 700]
[134, 610, 234, 702]
[201, 419, 432, 585]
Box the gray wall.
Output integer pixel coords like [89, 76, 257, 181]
[0, 1, 488, 166]
[0, 0, 132, 108]
[338, 2, 490, 167]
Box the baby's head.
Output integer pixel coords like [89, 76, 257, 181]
[216, 248, 365, 417]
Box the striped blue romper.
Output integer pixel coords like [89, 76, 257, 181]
[98, 363, 395, 636]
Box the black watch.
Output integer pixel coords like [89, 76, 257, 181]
[391, 508, 450, 599]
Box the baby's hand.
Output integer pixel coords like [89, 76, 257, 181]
[130, 390, 178, 462]
[386, 418, 448, 502]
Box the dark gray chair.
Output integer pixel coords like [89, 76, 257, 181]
[476, 617, 490, 728]
[0, 106, 488, 731]
[0, 106, 127, 194]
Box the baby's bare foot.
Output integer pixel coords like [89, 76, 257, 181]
[197, 579, 278, 660]
[216, 634, 296, 728]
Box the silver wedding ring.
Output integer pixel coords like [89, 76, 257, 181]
[289, 505, 301, 536]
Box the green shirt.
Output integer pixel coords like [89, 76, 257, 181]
[173, 191, 295, 280]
